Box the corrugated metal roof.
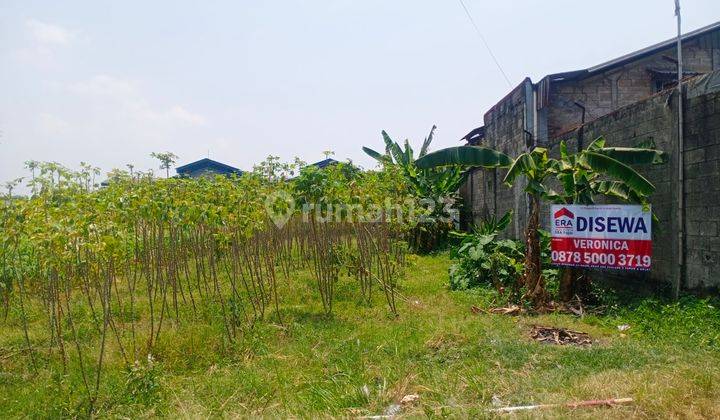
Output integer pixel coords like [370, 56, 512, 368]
[460, 126, 485, 144]
[547, 20, 720, 82]
[311, 158, 339, 169]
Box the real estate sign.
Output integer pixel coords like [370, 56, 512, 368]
[550, 204, 652, 271]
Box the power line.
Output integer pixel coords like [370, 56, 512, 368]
[456, 0, 512, 87]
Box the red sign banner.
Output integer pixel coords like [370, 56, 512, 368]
[550, 205, 652, 271]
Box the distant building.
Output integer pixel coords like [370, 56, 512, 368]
[310, 158, 340, 169]
[175, 158, 243, 178]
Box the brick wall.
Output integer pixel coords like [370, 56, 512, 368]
[466, 79, 532, 239]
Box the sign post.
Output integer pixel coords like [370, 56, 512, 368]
[550, 205, 652, 271]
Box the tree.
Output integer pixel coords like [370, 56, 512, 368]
[539, 137, 668, 301]
[502, 148, 554, 306]
[366, 127, 510, 251]
[4, 178, 23, 199]
[150, 152, 178, 178]
[416, 137, 667, 306]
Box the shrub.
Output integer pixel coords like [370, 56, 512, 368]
[448, 211, 558, 297]
[448, 211, 523, 291]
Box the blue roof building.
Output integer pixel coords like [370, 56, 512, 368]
[310, 158, 339, 169]
[175, 158, 243, 178]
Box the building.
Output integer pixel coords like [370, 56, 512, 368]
[310, 158, 340, 169]
[461, 21, 720, 291]
[175, 158, 243, 178]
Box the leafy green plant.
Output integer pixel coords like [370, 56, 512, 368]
[150, 152, 178, 178]
[449, 210, 522, 292]
[124, 354, 162, 405]
[449, 221, 558, 302]
[449, 234, 523, 292]
[364, 127, 510, 252]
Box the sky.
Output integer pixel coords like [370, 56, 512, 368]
[1, 0, 719, 190]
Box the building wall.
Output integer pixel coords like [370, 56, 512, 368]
[462, 69, 720, 291]
[544, 89, 678, 289]
[546, 71, 720, 290]
[681, 72, 720, 289]
[465, 79, 532, 239]
[546, 33, 720, 141]
[459, 28, 720, 290]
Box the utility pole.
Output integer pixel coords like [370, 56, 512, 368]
[674, 0, 684, 299]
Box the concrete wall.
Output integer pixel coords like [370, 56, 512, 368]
[681, 72, 720, 289]
[463, 79, 532, 239]
[460, 26, 720, 291]
[544, 89, 678, 289]
[545, 71, 720, 290]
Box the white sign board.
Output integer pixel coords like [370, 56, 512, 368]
[550, 204, 652, 271]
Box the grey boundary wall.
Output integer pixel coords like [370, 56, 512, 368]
[462, 70, 720, 292]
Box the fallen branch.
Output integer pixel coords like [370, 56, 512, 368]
[489, 397, 633, 413]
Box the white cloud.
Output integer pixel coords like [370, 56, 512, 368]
[26, 19, 74, 46]
[165, 105, 206, 125]
[37, 113, 70, 134]
[14, 19, 76, 68]
[67, 75, 207, 126]
[68, 75, 136, 97]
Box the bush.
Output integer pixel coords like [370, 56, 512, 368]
[124, 354, 162, 405]
[448, 211, 523, 291]
[449, 234, 523, 291]
[448, 211, 558, 296]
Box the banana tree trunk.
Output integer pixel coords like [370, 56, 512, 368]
[522, 194, 547, 307]
[559, 267, 591, 303]
[559, 268, 575, 302]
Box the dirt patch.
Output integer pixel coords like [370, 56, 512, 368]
[530, 325, 592, 346]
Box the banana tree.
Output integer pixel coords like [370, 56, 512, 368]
[363, 126, 459, 251]
[363, 126, 467, 199]
[416, 136, 667, 306]
[540, 137, 668, 301]
[502, 148, 554, 306]
[500, 138, 667, 305]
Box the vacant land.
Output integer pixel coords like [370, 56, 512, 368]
[1, 253, 719, 418]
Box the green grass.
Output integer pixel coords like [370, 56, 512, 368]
[1, 253, 719, 418]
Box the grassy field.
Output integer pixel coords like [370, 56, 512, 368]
[1, 252, 719, 418]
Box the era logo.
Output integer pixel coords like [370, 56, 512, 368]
[554, 207, 574, 228]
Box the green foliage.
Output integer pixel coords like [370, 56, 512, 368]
[449, 214, 559, 299]
[449, 233, 523, 291]
[292, 161, 362, 212]
[124, 355, 162, 405]
[150, 151, 178, 178]
[473, 209, 513, 236]
[364, 126, 467, 200]
[363, 126, 472, 252]
[415, 145, 512, 169]
[1, 253, 719, 417]
[422, 137, 668, 304]
[449, 211, 522, 291]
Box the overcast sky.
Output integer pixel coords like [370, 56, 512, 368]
[1, 1, 719, 188]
